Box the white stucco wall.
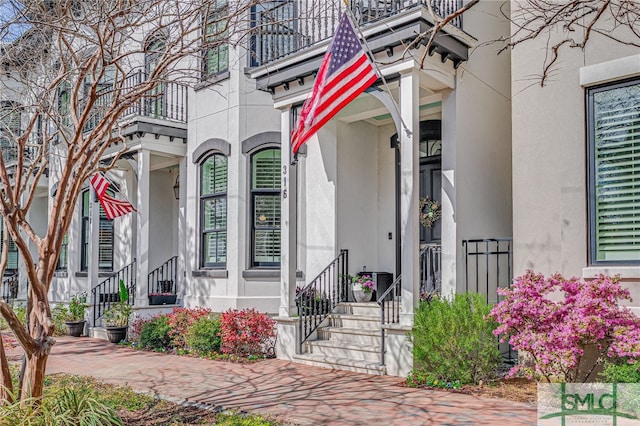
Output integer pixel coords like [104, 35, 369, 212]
[511, 6, 640, 308]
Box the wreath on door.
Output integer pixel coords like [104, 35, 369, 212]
[419, 197, 441, 228]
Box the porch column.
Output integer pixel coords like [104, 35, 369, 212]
[399, 67, 420, 326]
[280, 107, 297, 317]
[135, 148, 151, 306]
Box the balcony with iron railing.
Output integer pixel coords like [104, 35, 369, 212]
[83, 69, 188, 134]
[249, 0, 463, 68]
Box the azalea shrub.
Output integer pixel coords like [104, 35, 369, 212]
[409, 293, 501, 385]
[166, 307, 211, 350]
[220, 309, 276, 357]
[490, 271, 640, 382]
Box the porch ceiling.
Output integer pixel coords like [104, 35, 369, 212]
[336, 89, 442, 127]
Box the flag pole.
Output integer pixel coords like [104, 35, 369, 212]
[342, 3, 413, 138]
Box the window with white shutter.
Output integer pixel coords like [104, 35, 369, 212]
[251, 148, 281, 267]
[588, 78, 640, 264]
[200, 153, 227, 267]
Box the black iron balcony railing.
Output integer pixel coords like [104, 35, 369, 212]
[84, 70, 188, 132]
[249, 0, 463, 67]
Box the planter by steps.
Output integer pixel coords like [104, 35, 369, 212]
[64, 320, 86, 337]
[105, 326, 128, 343]
[148, 294, 177, 305]
[352, 287, 372, 303]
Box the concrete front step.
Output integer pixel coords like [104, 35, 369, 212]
[328, 313, 381, 330]
[317, 326, 382, 346]
[305, 339, 381, 363]
[336, 302, 381, 317]
[293, 353, 386, 376]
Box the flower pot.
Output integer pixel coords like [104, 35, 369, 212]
[148, 294, 177, 305]
[105, 326, 128, 343]
[352, 286, 372, 303]
[64, 320, 86, 337]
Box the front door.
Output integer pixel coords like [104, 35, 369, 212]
[393, 120, 442, 276]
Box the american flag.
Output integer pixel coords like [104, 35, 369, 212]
[90, 173, 137, 220]
[291, 13, 377, 157]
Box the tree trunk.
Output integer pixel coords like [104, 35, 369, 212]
[20, 352, 48, 401]
[0, 333, 14, 404]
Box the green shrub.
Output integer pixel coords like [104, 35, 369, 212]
[186, 315, 221, 354]
[409, 293, 501, 385]
[50, 388, 123, 426]
[139, 315, 171, 351]
[52, 304, 69, 336]
[602, 359, 640, 383]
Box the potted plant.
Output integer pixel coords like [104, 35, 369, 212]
[103, 280, 133, 343]
[352, 275, 375, 303]
[64, 292, 87, 337]
[148, 292, 177, 305]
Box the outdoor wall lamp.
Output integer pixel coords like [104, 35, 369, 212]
[173, 174, 179, 200]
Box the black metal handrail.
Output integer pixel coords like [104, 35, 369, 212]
[249, 0, 463, 67]
[1, 273, 18, 305]
[419, 243, 441, 299]
[377, 273, 402, 367]
[91, 259, 136, 325]
[148, 256, 178, 295]
[462, 238, 513, 305]
[296, 249, 348, 353]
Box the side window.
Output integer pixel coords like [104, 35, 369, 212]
[587, 78, 640, 264]
[81, 189, 114, 271]
[200, 153, 228, 267]
[202, 0, 229, 78]
[250, 148, 281, 267]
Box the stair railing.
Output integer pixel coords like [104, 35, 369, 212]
[1, 273, 18, 305]
[420, 243, 441, 300]
[296, 249, 348, 353]
[91, 259, 136, 325]
[148, 256, 178, 295]
[377, 273, 402, 367]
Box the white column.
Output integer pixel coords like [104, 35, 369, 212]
[89, 186, 100, 324]
[440, 89, 457, 298]
[280, 107, 297, 317]
[136, 149, 151, 306]
[399, 68, 420, 326]
[177, 159, 186, 302]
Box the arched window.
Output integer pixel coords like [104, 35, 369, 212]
[81, 189, 114, 271]
[200, 153, 228, 268]
[250, 148, 280, 267]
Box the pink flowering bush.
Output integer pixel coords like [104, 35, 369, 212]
[220, 309, 276, 357]
[490, 271, 640, 382]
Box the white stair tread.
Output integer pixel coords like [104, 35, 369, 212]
[318, 326, 381, 336]
[307, 340, 380, 353]
[293, 353, 386, 373]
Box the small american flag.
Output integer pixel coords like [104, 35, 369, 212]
[291, 13, 377, 157]
[90, 173, 137, 220]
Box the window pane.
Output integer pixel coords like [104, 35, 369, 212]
[203, 231, 227, 265]
[593, 81, 640, 262]
[203, 197, 227, 231]
[254, 195, 280, 228]
[201, 154, 227, 195]
[252, 148, 281, 189]
[254, 230, 281, 264]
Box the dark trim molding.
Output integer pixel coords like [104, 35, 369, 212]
[241, 131, 281, 154]
[192, 269, 229, 278]
[192, 138, 231, 163]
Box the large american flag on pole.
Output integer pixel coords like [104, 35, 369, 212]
[90, 173, 137, 220]
[291, 13, 377, 158]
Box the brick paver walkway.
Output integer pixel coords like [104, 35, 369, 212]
[14, 336, 537, 425]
